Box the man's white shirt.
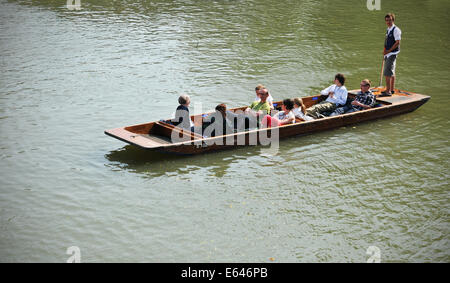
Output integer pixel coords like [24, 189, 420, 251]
[320, 84, 348, 106]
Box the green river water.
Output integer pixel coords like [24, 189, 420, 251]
[0, 0, 448, 262]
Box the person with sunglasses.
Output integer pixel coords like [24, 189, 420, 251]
[346, 79, 376, 113]
[254, 84, 274, 109]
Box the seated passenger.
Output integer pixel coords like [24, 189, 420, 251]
[306, 73, 348, 119]
[293, 97, 314, 121]
[245, 88, 271, 117]
[203, 104, 235, 137]
[172, 94, 195, 131]
[254, 84, 274, 109]
[254, 84, 265, 100]
[346, 79, 376, 113]
[262, 99, 295, 128]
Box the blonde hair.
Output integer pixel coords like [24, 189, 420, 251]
[294, 97, 307, 114]
[255, 84, 265, 91]
[361, 79, 371, 87]
[178, 94, 190, 105]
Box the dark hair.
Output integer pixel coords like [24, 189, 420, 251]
[215, 103, 227, 117]
[282, 99, 294, 111]
[335, 73, 345, 85]
[385, 13, 395, 22]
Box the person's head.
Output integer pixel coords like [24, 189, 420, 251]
[258, 88, 269, 102]
[385, 13, 395, 27]
[334, 73, 345, 86]
[255, 84, 265, 92]
[360, 79, 371, 92]
[282, 99, 294, 112]
[293, 97, 307, 113]
[178, 94, 190, 106]
[215, 103, 227, 117]
[255, 84, 265, 97]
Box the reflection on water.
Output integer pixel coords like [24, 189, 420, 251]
[105, 144, 263, 178]
[104, 127, 352, 179]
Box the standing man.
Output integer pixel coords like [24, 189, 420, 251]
[381, 13, 402, 97]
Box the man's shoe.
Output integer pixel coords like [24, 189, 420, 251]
[379, 91, 392, 97]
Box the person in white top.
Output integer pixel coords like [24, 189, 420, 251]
[254, 84, 274, 109]
[293, 97, 314, 121]
[305, 73, 348, 119]
[381, 13, 402, 96]
[172, 94, 195, 131]
[261, 99, 295, 128]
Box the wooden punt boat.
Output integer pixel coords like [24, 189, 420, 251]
[105, 87, 430, 155]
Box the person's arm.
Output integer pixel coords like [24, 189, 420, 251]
[247, 102, 262, 117]
[351, 100, 366, 109]
[360, 102, 372, 109]
[267, 95, 275, 109]
[351, 99, 372, 109]
[320, 85, 333, 96]
[280, 117, 295, 125]
[394, 27, 402, 41]
[280, 112, 295, 125]
[384, 40, 400, 54]
[245, 102, 255, 113]
[338, 88, 348, 105]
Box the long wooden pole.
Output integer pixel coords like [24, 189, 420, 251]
[379, 56, 385, 87]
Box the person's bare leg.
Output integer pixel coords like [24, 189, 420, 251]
[385, 76, 391, 92]
[390, 76, 395, 93]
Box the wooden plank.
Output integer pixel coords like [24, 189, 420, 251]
[142, 134, 172, 145]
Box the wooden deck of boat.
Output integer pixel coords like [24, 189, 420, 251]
[142, 134, 172, 145]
